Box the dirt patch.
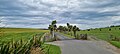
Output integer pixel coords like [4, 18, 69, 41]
[103, 41, 120, 54]
[88, 36, 101, 41]
[88, 36, 120, 54]
[30, 47, 44, 54]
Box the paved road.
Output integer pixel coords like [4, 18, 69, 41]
[48, 32, 119, 54]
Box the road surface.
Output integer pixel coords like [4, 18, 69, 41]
[47, 32, 119, 54]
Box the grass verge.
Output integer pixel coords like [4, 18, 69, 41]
[43, 44, 61, 54]
[110, 41, 120, 48]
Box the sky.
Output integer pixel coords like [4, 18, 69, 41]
[0, 0, 120, 29]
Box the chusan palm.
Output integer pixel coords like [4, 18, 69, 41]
[48, 20, 57, 38]
[72, 25, 77, 38]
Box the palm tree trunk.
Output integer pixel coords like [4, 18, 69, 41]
[70, 31, 72, 36]
[52, 30, 54, 38]
[74, 31, 76, 38]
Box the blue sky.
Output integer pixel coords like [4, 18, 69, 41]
[0, 0, 120, 29]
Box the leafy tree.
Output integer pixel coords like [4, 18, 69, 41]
[57, 23, 80, 38]
[63, 26, 68, 33]
[58, 26, 63, 32]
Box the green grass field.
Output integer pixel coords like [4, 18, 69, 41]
[0, 28, 62, 54]
[0, 28, 49, 43]
[78, 27, 120, 40]
[77, 27, 120, 48]
[0, 28, 50, 54]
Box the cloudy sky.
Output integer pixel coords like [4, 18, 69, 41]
[0, 0, 120, 29]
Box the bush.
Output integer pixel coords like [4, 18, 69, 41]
[0, 34, 44, 54]
[109, 29, 111, 31]
[87, 29, 90, 31]
[100, 29, 102, 31]
[76, 34, 87, 40]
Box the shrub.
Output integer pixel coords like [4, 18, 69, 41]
[0, 34, 44, 54]
[109, 29, 111, 31]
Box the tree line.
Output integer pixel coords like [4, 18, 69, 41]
[48, 20, 80, 39]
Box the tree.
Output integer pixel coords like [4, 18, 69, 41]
[52, 20, 57, 25]
[67, 23, 70, 31]
[58, 25, 63, 32]
[48, 25, 53, 35]
[69, 25, 73, 31]
[54, 25, 57, 31]
[87, 29, 90, 31]
[48, 20, 57, 38]
[100, 28, 102, 31]
[72, 25, 77, 38]
[76, 27, 80, 31]
[63, 26, 68, 33]
[69, 25, 73, 36]
[67, 23, 70, 27]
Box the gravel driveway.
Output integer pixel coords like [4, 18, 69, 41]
[47, 32, 119, 54]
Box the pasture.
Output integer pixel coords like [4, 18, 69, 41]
[0, 28, 48, 43]
[78, 27, 120, 48]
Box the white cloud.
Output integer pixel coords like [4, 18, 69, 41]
[0, 0, 120, 29]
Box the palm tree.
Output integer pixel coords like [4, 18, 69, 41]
[54, 25, 57, 31]
[76, 27, 80, 31]
[48, 20, 57, 38]
[48, 25, 53, 35]
[69, 25, 73, 36]
[58, 26, 63, 32]
[52, 20, 57, 25]
[72, 25, 77, 38]
[48, 20, 58, 41]
[67, 23, 70, 31]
